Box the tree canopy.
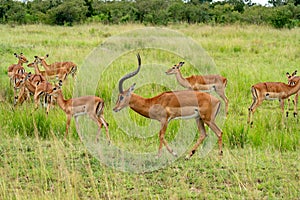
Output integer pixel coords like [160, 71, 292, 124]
[0, 0, 299, 28]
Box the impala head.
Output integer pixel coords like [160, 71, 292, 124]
[33, 55, 43, 63]
[36, 54, 49, 61]
[48, 80, 63, 97]
[27, 59, 39, 68]
[165, 61, 185, 75]
[286, 70, 298, 86]
[14, 53, 28, 64]
[113, 54, 141, 112]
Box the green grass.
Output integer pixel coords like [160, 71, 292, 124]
[0, 23, 299, 199]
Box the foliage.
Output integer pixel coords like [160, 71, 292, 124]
[45, 0, 88, 26]
[0, 0, 299, 28]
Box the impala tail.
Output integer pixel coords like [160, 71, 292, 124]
[96, 101, 109, 127]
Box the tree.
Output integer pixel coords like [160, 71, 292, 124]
[268, 0, 287, 7]
[3, 1, 27, 24]
[46, 0, 88, 25]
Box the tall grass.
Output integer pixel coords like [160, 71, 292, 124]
[0, 24, 299, 199]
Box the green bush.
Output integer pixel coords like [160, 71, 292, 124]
[269, 6, 294, 28]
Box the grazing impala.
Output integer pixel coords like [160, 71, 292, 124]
[8, 53, 28, 80]
[35, 54, 77, 78]
[48, 81, 110, 142]
[248, 75, 300, 125]
[165, 62, 229, 115]
[27, 58, 68, 81]
[113, 54, 223, 159]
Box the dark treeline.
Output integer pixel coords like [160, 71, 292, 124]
[0, 0, 299, 28]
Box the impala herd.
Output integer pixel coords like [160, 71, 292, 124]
[7, 53, 299, 159]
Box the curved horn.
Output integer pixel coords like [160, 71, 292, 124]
[118, 53, 141, 93]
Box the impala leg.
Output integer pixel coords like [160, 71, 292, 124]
[287, 98, 291, 113]
[248, 100, 263, 126]
[215, 87, 229, 116]
[88, 114, 102, 143]
[15, 87, 25, 106]
[99, 116, 110, 144]
[157, 121, 177, 157]
[45, 95, 51, 115]
[293, 92, 298, 118]
[206, 120, 223, 156]
[74, 116, 83, 142]
[248, 93, 263, 126]
[33, 92, 42, 113]
[24, 88, 30, 104]
[247, 98, 256, 125]
[65, 114, 71, 140]
[90, 114, 110, 144]
[13, 87, 19, 106]
[186, 118, 207, 160]
[279, 99, 286, 126]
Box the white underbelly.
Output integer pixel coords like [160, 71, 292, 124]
[265, 92, 282, 101]
[72, 105, 88, 117]
[168, 107, 200, 122]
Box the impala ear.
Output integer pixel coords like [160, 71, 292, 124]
[128, 83, 136, 94]
[179, 62, 185, 67]
[58, 80, 63, 88]
[292, 70, 297, 76]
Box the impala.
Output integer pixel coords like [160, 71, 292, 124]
[27, 58, 68, 81]
[247, 75, 300, 125]
[33, 80, 56, 115]
[8, 53, 28, 81]
[286, 70, 299, 117]
[48, 81, 110, 142]
[113, 54, 223, 159]
[165, 62, 229, 115]
[14, 72, 46, 105]
[12, 73, 28, 105]
[35, 54, 77, 78]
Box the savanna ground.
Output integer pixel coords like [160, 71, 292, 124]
[0, 24, 299, 199]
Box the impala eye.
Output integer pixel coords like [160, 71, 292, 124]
[119, 95, 124, 101]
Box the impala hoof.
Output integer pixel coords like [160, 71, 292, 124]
[293, 112, 297, 118]
[156, 152, 162, 159]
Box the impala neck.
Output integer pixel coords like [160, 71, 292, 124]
[175, 70, 191, 89]
[129, 93, 152, 118]
[286, 80, 300, 98]
[25, 81, 36, 93]
[41, 60, 51, 69]
[55, 90, 68, 111]
[32, 64, 41, 74]
[18, 60, 24, 65]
